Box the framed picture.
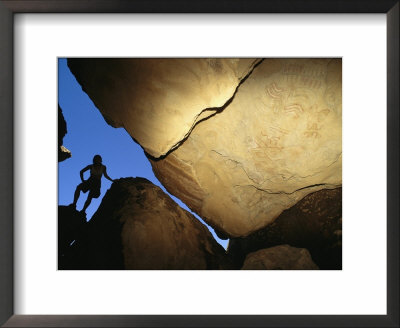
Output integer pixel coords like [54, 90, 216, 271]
[0, 1, 398, 327]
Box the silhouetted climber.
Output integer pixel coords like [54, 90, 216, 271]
[72, 154, 114, 213]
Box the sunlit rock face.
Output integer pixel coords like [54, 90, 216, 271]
[68, 58, 341, 238]
[68, 58, 260, 158]
[63, 178, 231, 270]
[241, 245, 319, 270]
[151, 59, 342, 237]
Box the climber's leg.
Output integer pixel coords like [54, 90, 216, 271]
[82, 195, 93, 213]
[72, 184, 82, 207]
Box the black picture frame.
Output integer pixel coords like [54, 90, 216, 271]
[0, 1, 398, 327]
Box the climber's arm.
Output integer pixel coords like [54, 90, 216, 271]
[80, 165, 91, 182]
[103, 166, 114, 182]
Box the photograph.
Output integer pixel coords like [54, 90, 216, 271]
[1, 0, 397, 325]
[58, 58, 342, 270]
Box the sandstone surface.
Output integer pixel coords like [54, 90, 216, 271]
[63, 178, 231, 270]
[241, 245, 319, 270]
[151, 59, 342, 237]
[68, 58, 342, 238]
[68, 58, 260, 158]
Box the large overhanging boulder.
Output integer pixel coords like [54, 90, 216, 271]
[68, 58, 342, 238]
[67, 58, 260, 158]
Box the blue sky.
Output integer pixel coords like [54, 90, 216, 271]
[58, 58, 228, 249]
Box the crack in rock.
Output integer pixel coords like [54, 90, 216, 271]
[212, 149, 341, 195]
[149, 59, 264, 161]
[234, 183, 337, 196]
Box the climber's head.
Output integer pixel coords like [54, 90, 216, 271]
[93, 154, 102, 165]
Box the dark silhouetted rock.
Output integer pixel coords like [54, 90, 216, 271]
[58, 205, 87, 269]
[241, 245, 319, 270]
[228, 188, 342, 270]
[58, 105, 71, 162]
[64, 178, 232, 270]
